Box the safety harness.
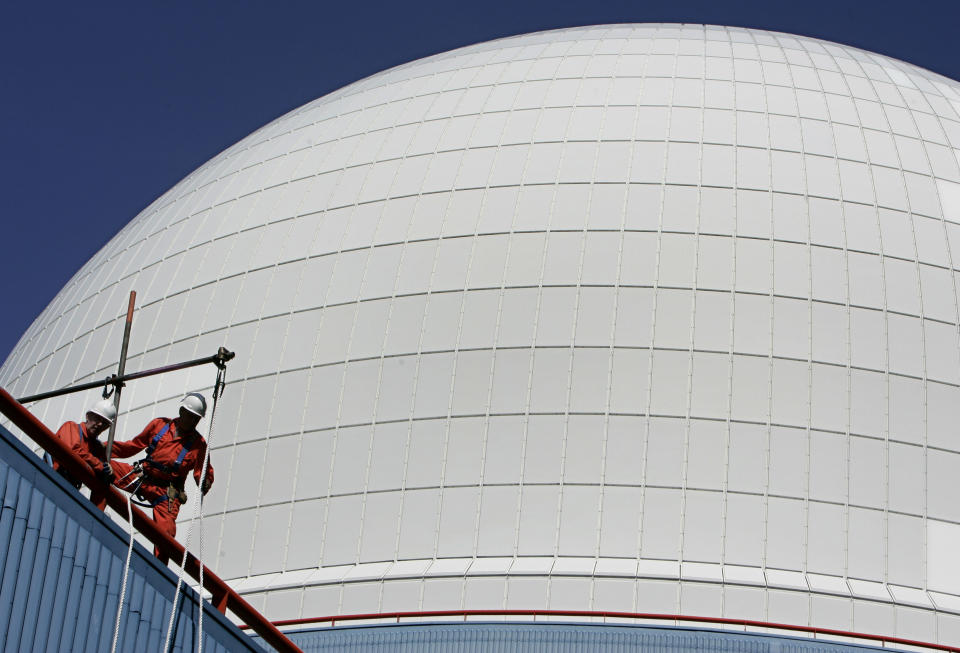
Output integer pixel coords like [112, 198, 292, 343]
[128, 421, 197, 506]
[144, 422, 193, 473]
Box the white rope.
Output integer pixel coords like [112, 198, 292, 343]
[162, 375, 223, 653]
[162, 497, 192, 653]
[194, 397, 218, 653]
[110, 492, 136, 653]
[110, 411, 142, 653]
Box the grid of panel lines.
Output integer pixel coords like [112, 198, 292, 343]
[4, 24, 960, 638]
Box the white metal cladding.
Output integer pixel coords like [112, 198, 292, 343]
[4, 23, 960, 644]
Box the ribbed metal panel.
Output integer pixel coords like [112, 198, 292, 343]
[0, 424, 258, 653]
[269, 623, 901, 653]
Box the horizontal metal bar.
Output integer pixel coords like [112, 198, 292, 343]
[17, 347, 235, 404]
[0, 388, 300, 653]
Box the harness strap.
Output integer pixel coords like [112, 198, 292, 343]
[173, 439, 192, 467]
[143, 490, 168, 507]
[144, 423, 170, 457]
[77, 421, 110, 472]
[141, 422, 194, 475]
[134, 479, 185, 506]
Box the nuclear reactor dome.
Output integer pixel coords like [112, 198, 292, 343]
[5, 23, 960, 646]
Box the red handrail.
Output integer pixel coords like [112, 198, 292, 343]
[247, 608, 960, 651]
[0, 388, 302, 653]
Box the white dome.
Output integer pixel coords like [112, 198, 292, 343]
[5, 23, 960, 643]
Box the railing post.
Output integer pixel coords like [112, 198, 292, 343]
[213, 590, 229, 614]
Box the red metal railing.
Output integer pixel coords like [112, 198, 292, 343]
[246, 608, 960, 651]
[0, 388, 302, 653]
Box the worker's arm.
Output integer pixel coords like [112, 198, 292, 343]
[110, 418, 161, 458]
[193, 440, 214, 492]
[72, 438, 108, 473]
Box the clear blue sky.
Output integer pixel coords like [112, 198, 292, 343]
[1, 0, 958, 372]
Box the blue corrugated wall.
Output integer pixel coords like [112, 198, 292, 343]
[268, 622, 901, 653]
[0, 423, 258, 653]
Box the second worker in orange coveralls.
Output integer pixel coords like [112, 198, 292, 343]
[111, 393, 214, 561]
[53, 398, 119, 509]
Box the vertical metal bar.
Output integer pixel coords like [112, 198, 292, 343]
[105, 291, 136, 464]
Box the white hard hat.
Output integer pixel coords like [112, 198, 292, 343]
[180, 393, 207, 418]
[88, 399, 117, 424]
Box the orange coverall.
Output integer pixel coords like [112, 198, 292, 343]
[53, 421, 124, 508]
[111, 417, 214, 559]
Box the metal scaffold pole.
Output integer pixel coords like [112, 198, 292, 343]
[104, 290, 135, 464]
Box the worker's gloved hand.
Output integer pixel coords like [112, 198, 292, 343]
[200, 478, 211, 496]
[97, 466, 115, 485]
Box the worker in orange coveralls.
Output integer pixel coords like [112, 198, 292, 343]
[53, 398, 119, 508]
[111, 393, 214, 561]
